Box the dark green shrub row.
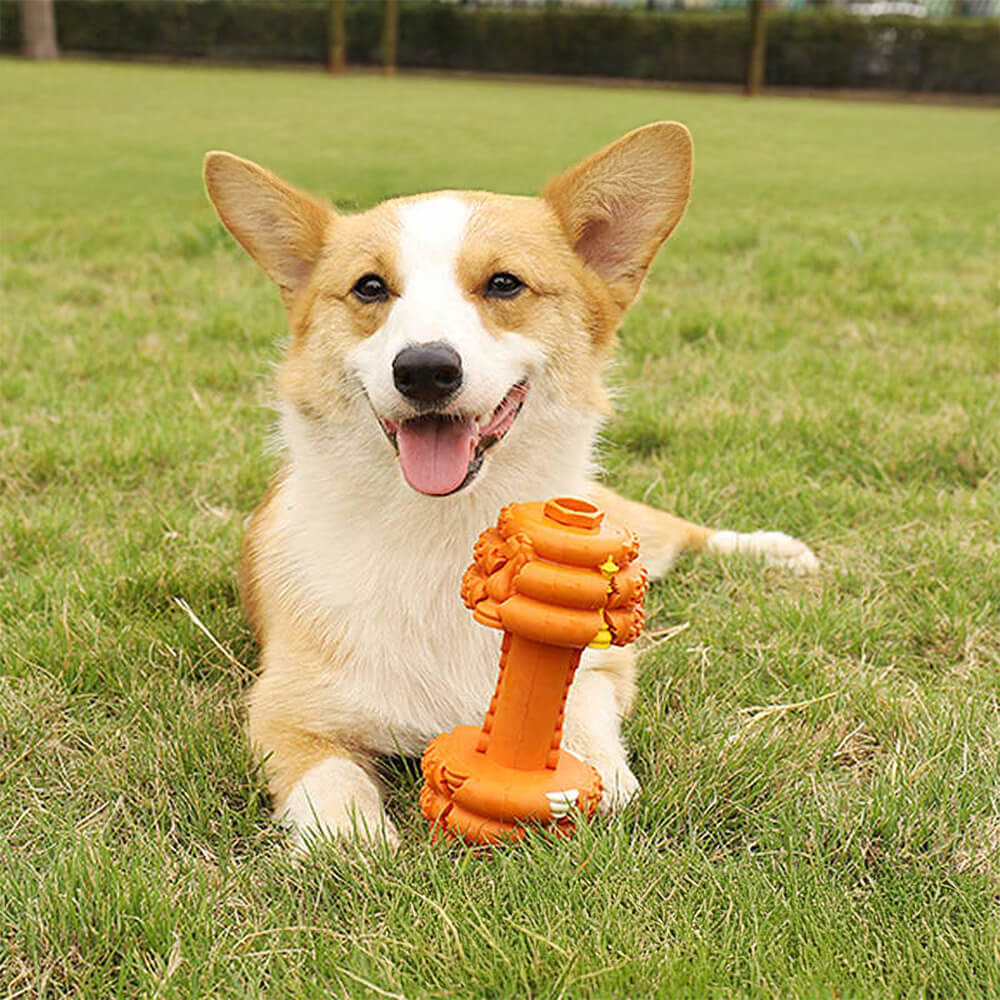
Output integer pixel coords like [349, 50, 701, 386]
[2, 0, 357, 63]
[0, 1, 384, 63]
[2, 1, 998, 93]
[765, 12, 1000, 90]
[396, 5, 751, 83]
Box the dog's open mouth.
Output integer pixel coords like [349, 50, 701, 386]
[380, 381, 528, 496]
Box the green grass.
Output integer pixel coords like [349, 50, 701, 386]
[1, 58, 998, 999]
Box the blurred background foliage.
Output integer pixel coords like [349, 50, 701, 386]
[4, 0, 1000, 94]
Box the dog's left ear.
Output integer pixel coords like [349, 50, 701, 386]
[543, 122, 693, 309]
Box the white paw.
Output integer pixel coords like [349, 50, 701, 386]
[280, 757, 400, 853]
[581, 753, 640, 816]
[708, 529, 819, 575]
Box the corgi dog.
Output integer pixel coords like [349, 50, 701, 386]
[203, 123, 817, 850]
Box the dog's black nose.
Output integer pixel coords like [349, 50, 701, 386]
[392, 342, 463, 404]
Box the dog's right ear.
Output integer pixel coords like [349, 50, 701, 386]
[203, 152, 333, 296]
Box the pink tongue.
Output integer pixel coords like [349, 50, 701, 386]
[396, 417, 479, 495]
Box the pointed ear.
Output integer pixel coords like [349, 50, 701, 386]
[203, 151, 332, 295]
[542, 122, 693, 309]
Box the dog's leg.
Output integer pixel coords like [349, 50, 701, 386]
[240, 483, 400, 852]
[587, 483, 818, 576]
[248, 658, 400, 853]
[254, 725, 400, 853]
[561, 645, 640, 815]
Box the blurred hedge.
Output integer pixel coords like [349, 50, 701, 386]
[1, 1, 998, 93]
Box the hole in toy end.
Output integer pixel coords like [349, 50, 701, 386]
[544, 496, 604, 531]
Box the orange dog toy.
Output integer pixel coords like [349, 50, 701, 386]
[420, 496, 647, 845]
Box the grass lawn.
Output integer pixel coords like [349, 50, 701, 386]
[1, 58, 998, 999]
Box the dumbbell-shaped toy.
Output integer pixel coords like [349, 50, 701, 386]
[420, 496, 647, 845]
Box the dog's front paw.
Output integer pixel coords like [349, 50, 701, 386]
[286, 812, 401, 855]
[586, 753, 640, 816]
[708, 529, 819, 575]
[279, 757, 400, 853]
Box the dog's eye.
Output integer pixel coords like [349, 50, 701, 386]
[484, 272, 525, 299]
[352, 274, 389, 303]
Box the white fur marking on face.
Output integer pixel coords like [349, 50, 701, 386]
[280, 757, 399, 851]
[708, 530, 820, 574]
[396, 196, 473, 296]
[346, 195, 544, 423]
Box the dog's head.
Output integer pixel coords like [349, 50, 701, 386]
[204, 124, 692, 499]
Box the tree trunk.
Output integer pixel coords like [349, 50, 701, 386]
[381, 0, 398, 76]
[746, 0, 766, 97]
[328, 0, 346, 74]
[20, 0, 59, 61]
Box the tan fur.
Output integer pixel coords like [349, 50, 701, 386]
[238, 467, 285, 643]
[587, 484, 715, 576]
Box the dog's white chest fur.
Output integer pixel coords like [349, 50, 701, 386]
[326, 571, 502, 757]
[273, 404, 597, 756]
